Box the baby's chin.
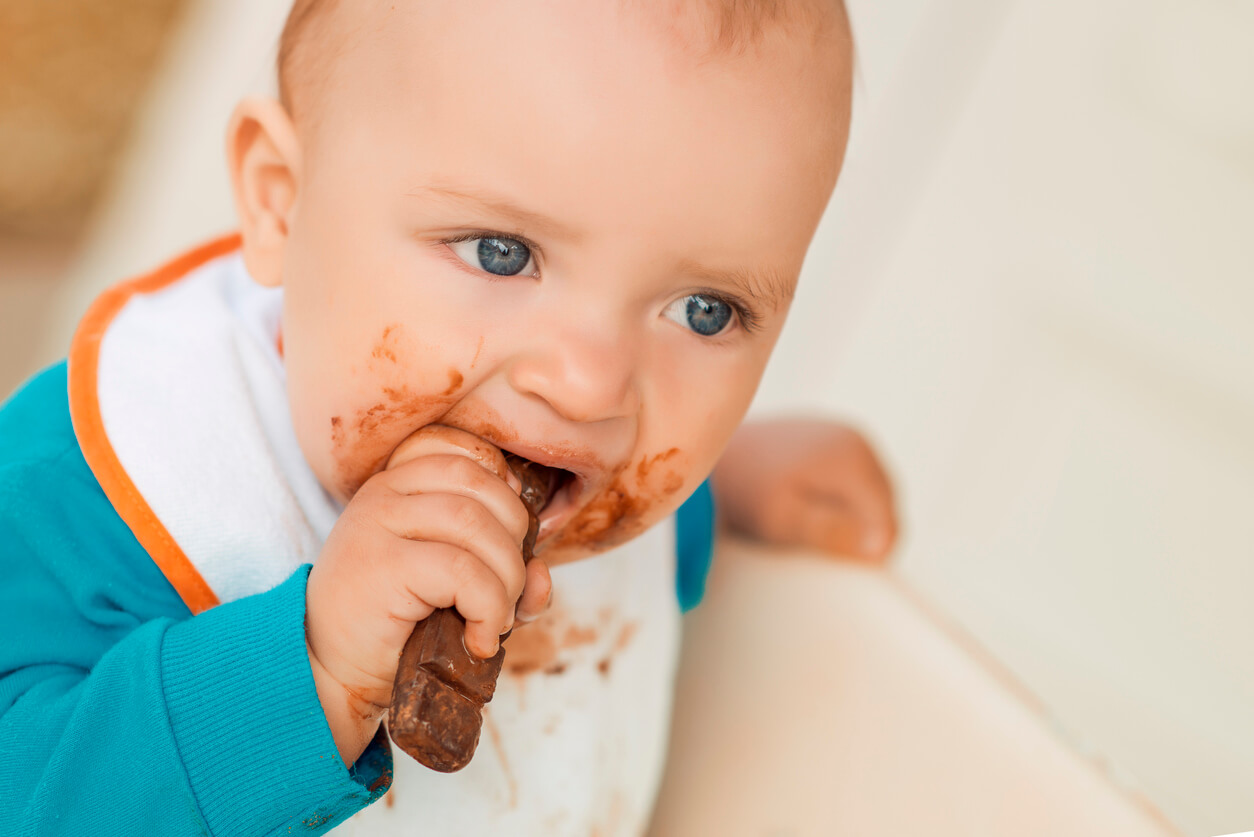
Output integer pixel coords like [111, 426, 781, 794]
[536, 509, 676, 567]
[536, 480, 688, 567]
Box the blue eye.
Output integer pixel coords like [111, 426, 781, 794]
[448, 235, 536, 277]
[663, 294, 736, 337]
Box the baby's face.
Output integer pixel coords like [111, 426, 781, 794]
[268, 0, 851, 564]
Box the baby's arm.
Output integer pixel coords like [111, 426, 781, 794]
[711, 417, 898, 561]
[0, 455, 390, 835]
[0, 365, 398, 835]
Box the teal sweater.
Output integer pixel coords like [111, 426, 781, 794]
[0, 363, 715, 836]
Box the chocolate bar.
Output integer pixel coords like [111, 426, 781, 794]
[387, 454, 554, 772]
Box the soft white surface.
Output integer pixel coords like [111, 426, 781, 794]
[762, 1, 1254, 832]
[649, 538, 1181, 836]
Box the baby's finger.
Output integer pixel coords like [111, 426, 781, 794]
[841, 436, 898, 519]
[386, 424, 519, 492]
[513, 559, 553, 625]
[841, 478, 897, 558]
[796, 496, 892, 563]
[799, 474, 897, 553]
[377, 454, 531, 546]
[373, 492, 528, 606]
[387, 539, 514, 659]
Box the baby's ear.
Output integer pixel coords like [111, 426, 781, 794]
[226, 97, 301, 288]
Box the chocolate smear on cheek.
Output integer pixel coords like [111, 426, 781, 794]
[330, 385, 463, 498]
[444, 369, 464, 396]
[328, 327, 470, 498]
[549, 448, 686, 554]
[371, 324, 401, 363]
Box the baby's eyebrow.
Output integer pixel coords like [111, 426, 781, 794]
[675, 257, 797, 312]
[409, 182, 584, 243]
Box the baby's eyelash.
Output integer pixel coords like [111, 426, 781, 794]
[438, 230, 541, 283]
[701, 290, 763, 336]
[442, 230, 543, 257]
[730, 297, 763, 334]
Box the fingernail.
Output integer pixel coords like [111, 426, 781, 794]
[462, 632, 497, 660]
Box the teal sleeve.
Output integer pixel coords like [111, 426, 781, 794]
[675, 478, 716, 613]
[0, 364, 391, 835]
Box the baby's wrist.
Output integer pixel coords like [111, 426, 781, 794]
[306, 641, 387, 767]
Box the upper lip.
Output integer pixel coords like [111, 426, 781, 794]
[468, 429, 604, 484]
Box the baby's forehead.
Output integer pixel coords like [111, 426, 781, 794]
[276, 0, 851, 299]
[278, 0, 849, 116]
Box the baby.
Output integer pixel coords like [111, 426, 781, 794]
[0, 0, 895, 834]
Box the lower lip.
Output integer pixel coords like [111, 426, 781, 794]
[536, 475, 581, 543]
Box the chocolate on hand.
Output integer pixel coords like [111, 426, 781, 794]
[387, 449, 554, 772]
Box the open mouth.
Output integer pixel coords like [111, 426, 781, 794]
[501, 453, 578, 523]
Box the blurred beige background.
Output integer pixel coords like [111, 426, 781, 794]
[2, 1, 1251, 835]
[0, 0, 187, 390]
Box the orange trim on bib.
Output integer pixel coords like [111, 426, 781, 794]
[68, 234, 244, 614]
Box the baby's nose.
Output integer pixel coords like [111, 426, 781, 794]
[506, 324, 640, 424]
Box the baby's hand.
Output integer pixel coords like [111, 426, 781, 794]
[711, 418, 898, 563]
[304, 427, 552, 765]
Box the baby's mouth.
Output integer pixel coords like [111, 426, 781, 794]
[499, 451, 580, 541]
[502, 453, 562, 513]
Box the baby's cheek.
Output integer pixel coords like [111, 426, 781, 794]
[327, 378, 467, 500]
[322, 324, 469, 500]
[542, 448, 690, 563]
